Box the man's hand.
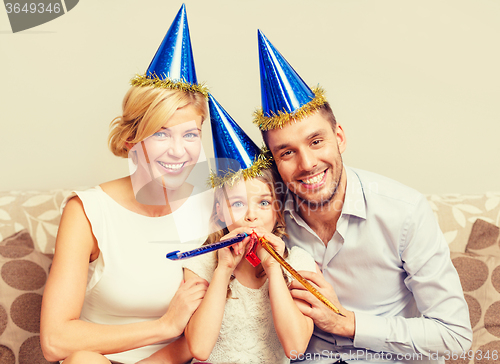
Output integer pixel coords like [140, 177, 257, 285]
[289, 269, 356, 339]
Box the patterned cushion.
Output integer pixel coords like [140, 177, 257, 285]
[466, 219, 500, 258]
[0, 230, 57, 364]
[427, 192, 500, 253]
[448, 219, 500, 364]
[0, 190, 73, 254]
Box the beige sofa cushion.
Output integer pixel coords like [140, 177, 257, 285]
[428, 192, 500, 253]
[0, 230, 57, 363]
[0, 190, 73, 254]
[466, 219, 500, 258]
[1, 189, 498, 255]
[449, 219, 500, 364]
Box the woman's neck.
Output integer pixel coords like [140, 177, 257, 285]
[101, 176, 193, 217]
[136, 178, 193, 208]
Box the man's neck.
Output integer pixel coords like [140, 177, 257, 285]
[295, 167, 347, 246]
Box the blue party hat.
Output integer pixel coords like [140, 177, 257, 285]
[254, 30, 326, 130]
[131, 4, 208, 96]
[208, 93, 272, 187]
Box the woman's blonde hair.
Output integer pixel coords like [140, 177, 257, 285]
[108, 86, 208, 158]
[204, 166, 289, 297]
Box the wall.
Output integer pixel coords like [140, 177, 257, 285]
[1, 0, 499, 194]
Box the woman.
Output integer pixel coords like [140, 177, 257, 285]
[40, 5, 212, 364]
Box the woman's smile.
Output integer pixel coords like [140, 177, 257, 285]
[157, 160, 188, 174]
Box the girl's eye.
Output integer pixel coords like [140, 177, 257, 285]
[231, 201, 244, 208]
[260, 200, 271, 207]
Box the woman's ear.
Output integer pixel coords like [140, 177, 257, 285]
[125, 141, 135, 151]
[125, 141, 138, 164]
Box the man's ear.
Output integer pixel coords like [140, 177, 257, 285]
[335, 124, 347, 154]
[216, 202, 226, 223]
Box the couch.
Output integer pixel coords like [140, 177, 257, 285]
[1, 189, 499, 364]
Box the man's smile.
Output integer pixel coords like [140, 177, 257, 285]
[298, 169, 327, 188]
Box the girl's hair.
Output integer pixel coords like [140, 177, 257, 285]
[204, 166, 289, 297]
[108, 86, 208, 158]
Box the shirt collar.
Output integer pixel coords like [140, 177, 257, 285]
[342, 166, 366, 219]
[284, 165, 367, 220]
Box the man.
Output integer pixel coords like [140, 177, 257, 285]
[254, 30, 472, 363]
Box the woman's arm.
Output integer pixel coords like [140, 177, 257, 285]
[184, 234, 246, 362]
[258, 231, 314, 358]
[40, 197, 208, 362]
[139, 266, 230, 364]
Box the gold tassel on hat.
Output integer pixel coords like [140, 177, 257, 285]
[253, 87, 327, 131]
[209, 148, 274, 188]
[131, 73, 209, 97]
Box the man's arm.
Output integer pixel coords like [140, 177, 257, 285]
[291, 195, 473, 357]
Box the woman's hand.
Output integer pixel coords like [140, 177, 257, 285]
[159, 277, 209, 337]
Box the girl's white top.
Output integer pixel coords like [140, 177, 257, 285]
[183, 246, 317, 364]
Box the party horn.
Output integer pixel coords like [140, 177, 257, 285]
[166, 232, 249, 260]
[259, 236, 345, 316]
[244, 232, 261, 267]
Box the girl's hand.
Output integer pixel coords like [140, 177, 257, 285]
[216, 228, 251, 272]
[159, 277, 209, 337]
[252, 228, 286, 272]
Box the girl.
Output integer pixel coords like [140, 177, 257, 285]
[182, 165, 316, 364]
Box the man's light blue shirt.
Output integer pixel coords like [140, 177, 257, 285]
[285, 166, 472, 363]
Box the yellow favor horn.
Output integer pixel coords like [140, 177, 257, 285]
[259, 237, 345, 317]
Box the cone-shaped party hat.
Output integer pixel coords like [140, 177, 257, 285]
[209, 93, 272, 188]
[254, 30, 326, 130]
[131, 4, 208, 96]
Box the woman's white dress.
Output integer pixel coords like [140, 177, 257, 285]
[62, 186, 213, 363]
